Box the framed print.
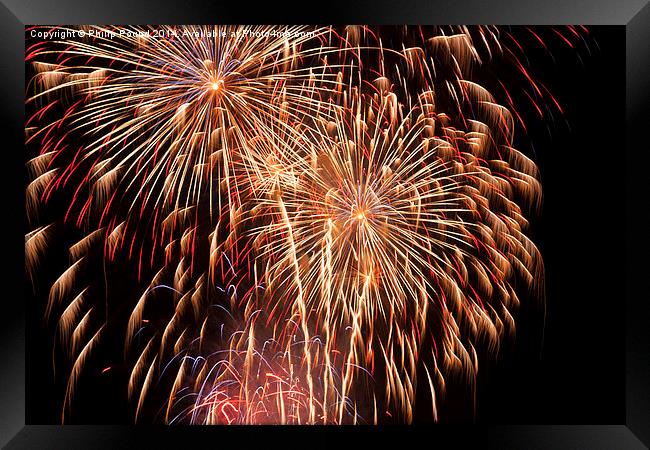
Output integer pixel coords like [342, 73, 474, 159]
[1, 0, 648, 448]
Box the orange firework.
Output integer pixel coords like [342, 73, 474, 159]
[23, 25, 570, 424]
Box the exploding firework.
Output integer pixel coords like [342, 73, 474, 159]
[24, 25, 585, 424]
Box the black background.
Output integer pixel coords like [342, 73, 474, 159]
[477, 25, 626, 425]
[24, 26, 626, 425]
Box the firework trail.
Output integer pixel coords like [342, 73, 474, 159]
[25, 25, 586, 423]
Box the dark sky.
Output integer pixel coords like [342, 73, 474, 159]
[24, 25, 626, 425]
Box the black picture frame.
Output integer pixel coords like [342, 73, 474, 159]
[2, 1, 648, 448]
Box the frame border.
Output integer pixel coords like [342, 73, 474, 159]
[2, 1, 648, 448]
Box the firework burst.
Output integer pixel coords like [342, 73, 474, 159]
[22, 25, 581, 424]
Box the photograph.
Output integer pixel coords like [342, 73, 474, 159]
[23, 24, 623, 425]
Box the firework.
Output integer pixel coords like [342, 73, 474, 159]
[24, 25, 572, 424]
